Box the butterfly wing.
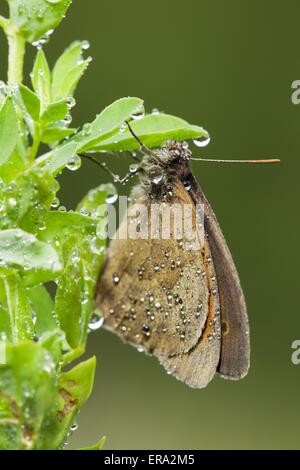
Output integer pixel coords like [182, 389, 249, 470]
[96, 178, 221, 388]
[189, 175, 250, 380]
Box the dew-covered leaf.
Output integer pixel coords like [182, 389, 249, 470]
[1, 275, 34, 342]
[52, 41, 90, 101]
[0, 166, 58, 233]
[0, 97, 18, 166]
[75, 97, 144, 151]
[91, 113, 209, 151]
[8, 0, 72, 43]
[0, 341, 58, 450]
[37, 141, 78, 174]
[51, 232, 104, 348]
[41, 100, 68, 126]
[0, 279, 12, 342]
[38, 357, 96, 450]
[0, 229, 62, 286]
[31, 50, 51, 111]
[41, 126, 76, 144]
[28, 285, 56, 336]
[39, 185, 111, 349]
[19, 85, 40, 121]
[0, 147, 27, 183]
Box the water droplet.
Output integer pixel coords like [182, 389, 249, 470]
[82, 40, 90, 50]
[82, 123, 92, 136]
[7, 198, 17, 208]
[0, 332, 7, 341]
[151, 174, 164, 185]
[80, 206, 89, 216]
[113, 273, 120, 285]
[58, 205, 67, 212]
[37, 8, 45, 20]
[152, 108, 160, 115]
[131, 107, 145, 121]
[67, 155, 82, 171]
[0, 81, 7, 94]
[183, 180, 192, 191]
[129, 164, 139, 174]
[193, 135, 211, 148]
[105, 184, 118, 204]
[51, 197, 60, 209]
[66, 96, 76, 109]
[88, 313, 104, 331]
[38, 220, 46, 231]
[63, 113, 72, 125]
[70, 422, 78, 432]
[142, 324, 151, 337]
[119, 122, 127, 133]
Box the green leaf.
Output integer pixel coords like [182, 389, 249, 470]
[0, 229, 62, 286]
[31, 50, 51, 111]
[60, 357, 96, 408]
[28, 285, 56, 336]
[52, 41, 90, 101]
[92, 113, 209, 151]
[77, 183, 114, 218]
[0, 166, 58, 232]
[37, 141, 78, 174]
[8, 0, 72, 43]
[2, 275, 34, 342]
[39, 329, 64, 366]
[0, 147, 26, 183]
[0, 342, 57, 450]
[79, 436, 107, 451]
[41, 126, 76, 144]
[40, 99, 68, 125]
[40, 208, 106, 349]
[41, 211, 99, 240]
[19, 85, 40, 121]
[0, 97, 18, 166]
[0, 279, 12, 342]
[28, 287, 70, 363]
[39, 185, 111, 349]
[38, 357, 96, 450]
[75, 97, 144, 151]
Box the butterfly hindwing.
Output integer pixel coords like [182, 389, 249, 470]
[97, 178, 222, 387]
[189, 176, 250, 380]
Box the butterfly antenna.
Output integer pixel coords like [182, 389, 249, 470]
[191, 157, 281, 164]
[79, 152, 141, 185]
[125, 120, 165, 165]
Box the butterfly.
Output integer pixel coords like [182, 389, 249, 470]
[95, 125, 279, 388]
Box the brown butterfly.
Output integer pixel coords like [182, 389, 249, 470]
[95, 124, 279, 388]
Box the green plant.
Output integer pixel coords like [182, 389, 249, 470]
[0, 0, 208, 450]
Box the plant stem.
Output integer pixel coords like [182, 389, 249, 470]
[0, 15, 9, 31]
[7, 27, 25, 85]
[30, 125, 41, 160]
[4, 277, 16, 344]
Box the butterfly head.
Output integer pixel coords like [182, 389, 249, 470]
[156, 140, 192, 166]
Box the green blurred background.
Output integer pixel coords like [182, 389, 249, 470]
[3, 0, 300, 449]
